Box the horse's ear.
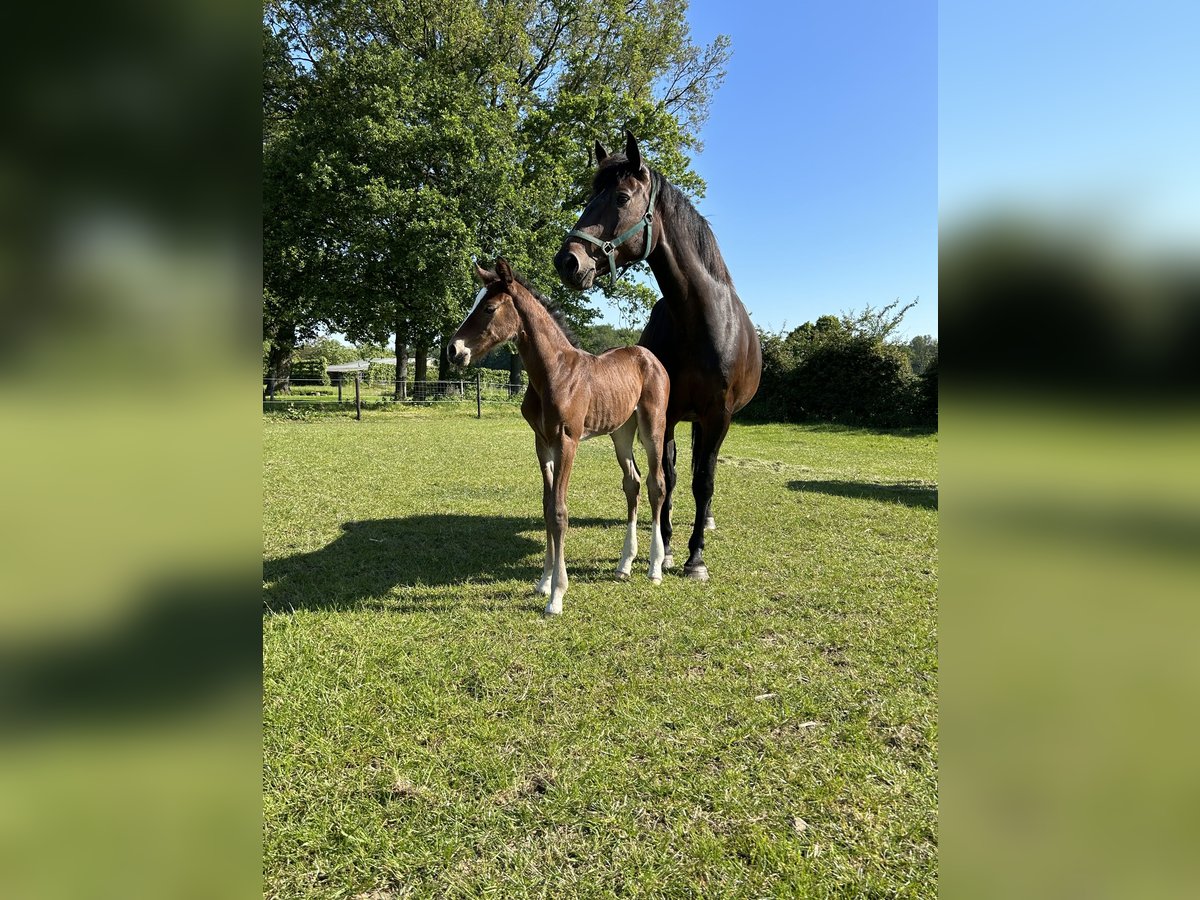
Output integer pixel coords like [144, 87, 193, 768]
[495, 257, 515, 285]
[474, 262, 495, 284]
[594, 140, 608, 165]
[624, 130, 645, 178]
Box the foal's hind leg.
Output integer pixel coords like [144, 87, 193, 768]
[611, 416, 641, 579]
[636, 407, 668, 584]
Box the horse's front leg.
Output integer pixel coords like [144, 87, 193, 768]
[534, 435, 555, 596]
[684, 416, 731, 581]
[545, 435, 578, 615]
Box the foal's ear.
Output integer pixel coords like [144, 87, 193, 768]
[624, 130, 645, 179]
[593, 140, 609, 165]
[473, 262, 496, 284]
[494, 257, 515, 285]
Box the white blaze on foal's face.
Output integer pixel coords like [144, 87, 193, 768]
[449, 287, 488, 366]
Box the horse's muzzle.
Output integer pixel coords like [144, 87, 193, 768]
[554, 245, 594, 290]
[449, 340, 471, 367]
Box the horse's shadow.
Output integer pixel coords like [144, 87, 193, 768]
[787, 479, 938, 510]
[263, 514, 622, 615]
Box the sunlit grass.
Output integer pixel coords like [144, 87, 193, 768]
[264, 406, 937, 898]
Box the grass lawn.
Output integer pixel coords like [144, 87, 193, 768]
[263, 406, 937, 899]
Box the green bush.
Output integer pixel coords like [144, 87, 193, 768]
[290, 356, 330, 386]
[742, 312, 937, 429]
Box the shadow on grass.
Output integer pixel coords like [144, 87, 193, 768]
[263, 514, 624, 615]
[738, 419, 938, 438]
[788, 479, 938, 510]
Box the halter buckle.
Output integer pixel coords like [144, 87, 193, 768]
[601, 241, 616, 256]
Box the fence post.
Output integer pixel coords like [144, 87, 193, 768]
[476, 371, 482, 419]
[337, 375, 342, 403]
[355, 372, 362, 421]
[268, 376, 274, 402]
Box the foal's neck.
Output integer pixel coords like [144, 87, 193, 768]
[511, 288, 578, 391]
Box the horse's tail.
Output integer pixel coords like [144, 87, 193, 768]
[691, 423, 700, 475]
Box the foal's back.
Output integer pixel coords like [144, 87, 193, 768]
[568, 345, 667, 437]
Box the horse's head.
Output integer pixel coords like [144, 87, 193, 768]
[448, 258, 522, 367]
[554, 131, 658, 291]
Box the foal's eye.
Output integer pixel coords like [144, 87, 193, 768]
[485, 305, 498, 315]
[616, 192, 631, 206]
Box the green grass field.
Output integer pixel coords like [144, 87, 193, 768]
[263, 406, 937, 899]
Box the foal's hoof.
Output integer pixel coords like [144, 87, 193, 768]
[543, 601, 563, 616]
[704, 516, 716, 531]
[683, 563, 709, 582]
[662, 551, 675, 569]
[649, 574, 663, 585]
[614, 570, 630, 582]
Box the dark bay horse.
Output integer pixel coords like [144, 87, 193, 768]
[449, 258, 670, 615]
[554, 131, 762, 581]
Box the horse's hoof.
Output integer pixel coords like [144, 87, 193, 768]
[704, 516, 716, 531]
[535, 581, 552, 596]
[543, 602, 563, 616]
[683, 563, 709, 582]
[614, 570, 630, 581]
[649, 574, 663, 585]
[662, 551, 675, 569]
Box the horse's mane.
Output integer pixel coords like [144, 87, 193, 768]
[592, 154, 732, 286]
[509, 270, 582, 349]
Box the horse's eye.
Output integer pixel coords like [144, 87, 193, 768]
[616, 193, 631, 206]
[485, 305, 498, 315]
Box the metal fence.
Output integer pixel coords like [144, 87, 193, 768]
[263, 371, 525, 418]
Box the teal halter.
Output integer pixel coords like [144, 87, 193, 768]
[566, 180, 658, 283]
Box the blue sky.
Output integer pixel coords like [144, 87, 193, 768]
[939, 1, 1200, 252]
[603, 1, 937, 338]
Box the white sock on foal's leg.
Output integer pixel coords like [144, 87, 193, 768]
[647, 522, 665, 584]
[615, 517, 638, 578]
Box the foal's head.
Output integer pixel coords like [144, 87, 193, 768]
[448, 258, 522, 367]
[554, 130, 657, 291]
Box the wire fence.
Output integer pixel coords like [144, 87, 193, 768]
[263, 371, 525, 418]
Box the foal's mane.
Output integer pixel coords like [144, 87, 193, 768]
[508, 270, 582, 349]
[592, 154, 733, 286]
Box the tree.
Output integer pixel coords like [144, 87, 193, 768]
[904, 334, 938, 375]
[263, 0, 731, 375]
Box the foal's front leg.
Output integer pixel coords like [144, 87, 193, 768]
[534, 435, 555, 596]
[544, 436, 577, 615]
[611, 416, 641, 579]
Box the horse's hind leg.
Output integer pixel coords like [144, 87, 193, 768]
[611, 416, 641, 579]
[636, 406, 668, 584]
[660, 426, 677, 568]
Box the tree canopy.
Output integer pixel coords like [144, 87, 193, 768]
[263, 0, 731, 380]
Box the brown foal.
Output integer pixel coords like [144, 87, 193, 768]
[449, 258, 670, 615]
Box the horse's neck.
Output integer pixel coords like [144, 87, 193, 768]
[512, 290, 576, 392]
[647, 213, 730, 318]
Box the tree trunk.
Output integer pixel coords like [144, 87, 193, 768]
[266, 322, 295, 395]
[508, 348, 523, 398]
[394, 320, 408, 401]
[414, 336, 429, 401]
[437, 336, 453, 396]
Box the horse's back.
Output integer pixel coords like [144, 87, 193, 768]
[639, 293, 760, 417]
